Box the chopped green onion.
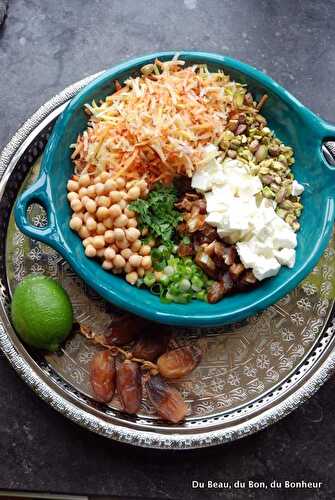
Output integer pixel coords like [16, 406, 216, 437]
[180, 278, 191, 292]
[160, 274, 170, 286]
[192, 276, 204, 291]
[144, 273, 156, 287]
[196, 290, 207, 301]
[164, 265, 175, 276]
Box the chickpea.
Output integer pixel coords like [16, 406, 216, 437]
[116, 177, 126, 189]
[139, 244, 151, 256]
[86, 199, 97, 214]
[121, 248, 132, 260]
[78, 187, 88, 198]
[129, 254, 142, 268]
[113, 254, 126, 268]
[67, 192, 79, 202]
[96, 206, 109, 220]
[79, 226, 90, 239]
[92, 235, 105, 249]
[127, 186, 141, 200]
[76, 212, 85, 221]
[110, 190, 122, 203]
[67, 180, 79, 192]
[141, 227, 149, 236]
[116, 239, 129, 250]
[100, 171, 110, 183]
[85, 244, 96, 258]
[124, 207, 135, 218]
[104, 230, 115, 244]
[86, 185, 96, 198]
[141, 256, 152, 269]
[82, 237, 93, 248]
[138, 180, 147, 194]
[126, 271, 138, 285]
[131, 240, 141, 252]
[69, 216, 83, 231]
[79, 174, 90, 187]
[97, 195, 110, 208]
[148, 238, 156, 248]
[104, 246, 116, 260]
[93, 175, 101, 184]
[119, 199, 127, 210]
[114, 228, 125, 241]
[96, 248, 105, 258]
[127, 218, 137, 228]
[126, 180, 135, 190]
[104, 179, 117, 193]
[125, 227, 141, 242]
[71, 199, 83, 212]
[109, 204, 122, 219]
[95, 182, 105, 196]
[81, 195, 90, 206]
[114, 214, 128, 228]
[104, 217, 114, 229]
[102, 259, 113, 271]
[138, 266, 145, 278]
[124, 262, 133, 274]
[96, 222, 106, 235]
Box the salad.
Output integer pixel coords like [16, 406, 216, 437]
[67, 57, 304, 304]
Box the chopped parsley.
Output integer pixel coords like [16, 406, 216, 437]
[129, 183, 182, 243]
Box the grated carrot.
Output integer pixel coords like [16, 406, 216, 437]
[71, 58, 250, 184]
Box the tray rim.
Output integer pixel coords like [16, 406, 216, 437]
[0, 73, 335, 449]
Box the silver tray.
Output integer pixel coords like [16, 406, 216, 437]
[0, 74, 335, 450]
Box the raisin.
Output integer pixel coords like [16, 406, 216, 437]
[146, 375, 188, 423]
[90, 350, 116, 403]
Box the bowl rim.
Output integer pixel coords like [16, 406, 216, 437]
[14, 51, 335, 326]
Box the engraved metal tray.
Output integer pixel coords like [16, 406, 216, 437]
[0, 74, 335, 449]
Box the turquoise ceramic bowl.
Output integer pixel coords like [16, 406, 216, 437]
[14, 52, 335, 327]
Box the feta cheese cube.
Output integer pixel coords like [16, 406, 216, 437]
[191, 170, 211, 192]
[274, 248, 296, 268]
[254, 239, 275, 258]
[291, 180, 304, 196]
[273, 230, 297, 250]
[236, 241, 258, 268]
[206, 211, 225, 227]
[253, 257, 281, 281]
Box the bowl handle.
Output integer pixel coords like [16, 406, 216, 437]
[320, 120, 335, 167]
[14, 173, 62, 249]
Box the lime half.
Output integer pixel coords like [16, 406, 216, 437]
[11, 274, 73, 351]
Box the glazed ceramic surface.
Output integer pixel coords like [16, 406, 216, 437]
[14, 52, 335, 326]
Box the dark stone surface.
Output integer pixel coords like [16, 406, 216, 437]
[0, 0, 335, 498]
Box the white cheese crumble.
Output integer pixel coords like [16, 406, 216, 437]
[291, 179, 304, 196]
[191, 146, 299, 281]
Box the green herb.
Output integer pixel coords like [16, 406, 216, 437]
[129, 183, 182, 243]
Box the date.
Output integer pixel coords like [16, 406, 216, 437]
[116, 360, 142, 414]
[157, 345, 202, 379]
[146, 375, 188, 423]
[132, 327, 170, 362]
[104, 316, 147, 346]
[90, 350, 116, 403]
